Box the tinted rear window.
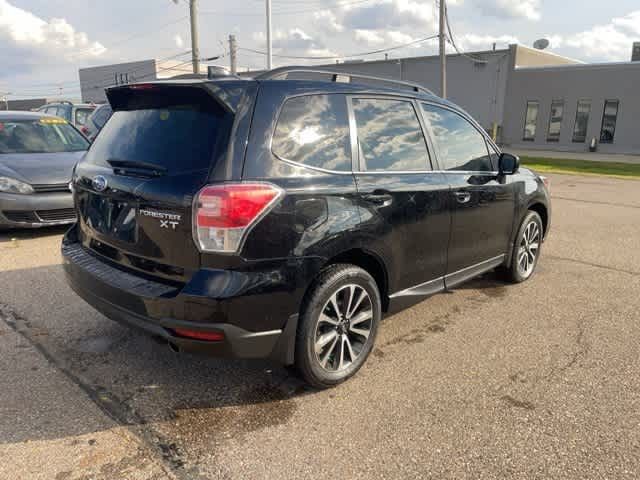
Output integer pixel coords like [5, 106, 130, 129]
[0, 118, 89, 154]
[84, 88, 228, 174]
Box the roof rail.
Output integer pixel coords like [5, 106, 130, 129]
[255, 66, 435, 96]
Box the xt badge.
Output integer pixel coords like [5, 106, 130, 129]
[139, 209, 182, 230]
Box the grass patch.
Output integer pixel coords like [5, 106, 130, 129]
[520, 156, 640, 179]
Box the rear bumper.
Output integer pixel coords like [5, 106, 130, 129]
[61, 226, 313, 363]
[0, 191, 74, 228]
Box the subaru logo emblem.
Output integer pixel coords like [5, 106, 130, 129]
[92, 175, 107, 192]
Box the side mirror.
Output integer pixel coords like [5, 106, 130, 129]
[498, 153, 520, 175]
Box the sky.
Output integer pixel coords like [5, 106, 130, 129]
[1, 0, 639, 100]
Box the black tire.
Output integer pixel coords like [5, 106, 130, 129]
[295, 264, 381, 389]
[504, 210, 544, 283]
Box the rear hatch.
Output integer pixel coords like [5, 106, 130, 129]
[73, 83, 238, 283]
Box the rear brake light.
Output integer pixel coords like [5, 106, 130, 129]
[193, 182, 283, 253]
[128, 84, 155, 90]
[80, 126, 89, 134]
[173, 328, 225, 342]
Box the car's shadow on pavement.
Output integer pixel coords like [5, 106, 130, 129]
[0, 224, 70, 243]
[0, 261, 313, 445]
[1, 258, 514, 446]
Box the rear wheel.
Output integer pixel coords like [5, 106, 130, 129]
[295, 264, 381, 389]
[505, 210, 543, 283]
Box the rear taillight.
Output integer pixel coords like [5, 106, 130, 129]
[193, 182, 283, 253]
[80, 126, 89, 135]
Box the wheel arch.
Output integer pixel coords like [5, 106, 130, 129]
[527, 202, 549, 238]
[314, 248, 390, 312]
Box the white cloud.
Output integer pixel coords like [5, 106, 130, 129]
[342, 0, 434, 30]
[354, 29, 385, 46]
[314, 10, 344, 33]
[611, 10, 640, 36]
[253, 28, 339, 62]
[174, 34, 184, 48]
[472, 0, 541, 21]
[0, 0, 106, 60]
[551, 10, 640, 61]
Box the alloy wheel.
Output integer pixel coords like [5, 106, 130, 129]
[314, 284, 373, 372]
[517, 220, 541, 278]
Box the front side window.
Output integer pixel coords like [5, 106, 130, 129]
[352, 98, 429, 171]
[572, 100, 591, 143]
[0, 118, 89, 154]
[547, 100, 564, 142]
[523, 101, 539, 141]
[600, 100, 619, 144]
[272, 94, 351, 172]
[56, 106, 72, 122]
[422, 104, 492, 172]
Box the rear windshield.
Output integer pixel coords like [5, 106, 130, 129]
[85, 88, 228, 175]
[0, 118, 89, 154]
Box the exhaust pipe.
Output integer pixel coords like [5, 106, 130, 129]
[168, 341, 180, 353]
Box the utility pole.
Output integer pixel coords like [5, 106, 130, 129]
[189, 0, 200, 74]
[439, 0, 447, 99]
[266, 0, 273, 70]
[229, 34, 238, 75]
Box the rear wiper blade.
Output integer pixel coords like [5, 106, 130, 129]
[107, 159, 168, 177]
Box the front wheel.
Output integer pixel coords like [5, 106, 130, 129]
[295, 264, 381, 389]
[505, 210, 543, 283]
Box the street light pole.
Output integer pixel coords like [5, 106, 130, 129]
[266, 0, 273, 70]
[189, 0, 200, 74]
[439, 0, 447, 99]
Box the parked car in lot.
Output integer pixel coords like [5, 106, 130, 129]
[0, 111, 89, 228]
[37, 101, 96, 135]
[62, 68, 551, 388]
[83, 104, 112, 141]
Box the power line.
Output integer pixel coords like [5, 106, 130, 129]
[239, 34, 439, 61]
[66, 15, 190, 60]
[443, 0, 489, 64]
[200, 0, 378, 16]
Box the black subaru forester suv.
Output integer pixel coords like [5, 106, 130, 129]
[63, 68, 550, 388]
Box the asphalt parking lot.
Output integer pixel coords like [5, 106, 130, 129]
[1, 173, 639, 480]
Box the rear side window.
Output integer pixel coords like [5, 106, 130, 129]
[85, 88, 228, 175]
[352, 98, 429, 171]
[422, 104, 492, 172]
[272, 94, 351, 172]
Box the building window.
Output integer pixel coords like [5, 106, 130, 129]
[572, 100, 591, 143]
[523, 101, 539, 141]
[547, 100, 564, 142]
[599, 100, 619, 144]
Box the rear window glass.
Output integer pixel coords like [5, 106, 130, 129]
[272, 94, 351, 172]
[92, 105, 112, 128]
[75, 108, 93, 126]
[85, 88, 228, 174]
[0, 118, 89, 154]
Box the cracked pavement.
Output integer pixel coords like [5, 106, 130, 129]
[1, 173, 639, 479]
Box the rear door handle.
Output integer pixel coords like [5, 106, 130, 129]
[454, 191, 471, 204]
[363, 191, 393, 207]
